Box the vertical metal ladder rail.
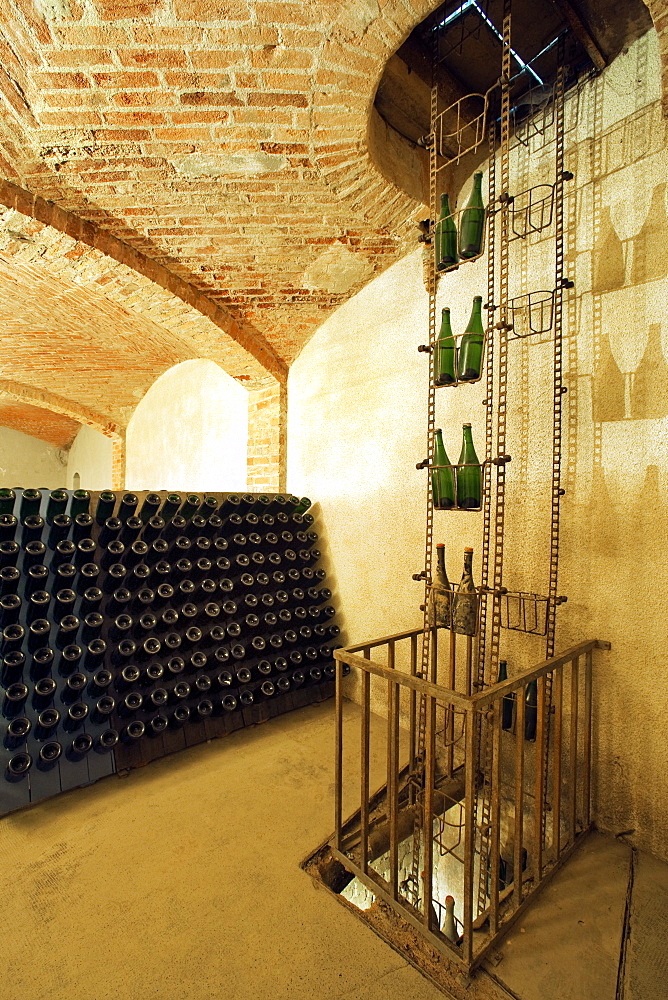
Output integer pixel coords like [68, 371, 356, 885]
[474, 0, 512, 918]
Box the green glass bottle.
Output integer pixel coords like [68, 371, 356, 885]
[295, 497, 312, 515]
[46, 489, 68, 523]
[457, 296, 485, 382]
[139, 493, 162, 523]
[179, 494, 201, 520]
[456, 423, 481, 510]
[524, 680, 538, 741]
[0, 489, 15, 516]
[70, 489, 90, 517]
[459, 171, 485, 259]
[452, 547, 478, 636]
[431, 429, 455, 510]
[436, 192, 458, 270]
[435, 308, 456, 387]
[428, 542, 451, 627]
[498, 660, 515, 732]
[20, 489, 42, 523]
[160, 493, 182, 521]
[95, 491, 116, 525]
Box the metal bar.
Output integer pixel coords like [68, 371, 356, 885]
[465, 634, 473, 696]
[335, 656, 344, 851]
[471, 639, 608, 706]
[424, 693, 436, 928]
[448, 627, 456, 777]
[410, 633, 418, 781]
[463, 707, 476, 966]
[584, 649, 592, 827]
[569, 656, 579, 844]
[388, 675, 400, 900]
[553, 667, 563, 861]
[336, 650, 471, 709]
[534, 675, 546, 883]
[490, 699, 502, 934]
[345, 626, 426, 654]
[361, 650, 371, 874]
[514, 687, 525, 909]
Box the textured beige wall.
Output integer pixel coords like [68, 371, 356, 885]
[126, 359, 248, 492]
[0, 426, 67, 487]
[66, 425, 113, 489]
[289, 31, 668, 860]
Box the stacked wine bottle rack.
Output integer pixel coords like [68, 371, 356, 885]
[0, 488, 344, 816]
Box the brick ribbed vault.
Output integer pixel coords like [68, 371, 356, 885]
[0, 0, 665, 471]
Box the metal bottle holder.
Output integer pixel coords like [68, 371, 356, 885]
[509, 184, 556, 240]
[430, 318, 489, 389]
[507, 290, 556, 338]
[429, 461, 486, 513]
[499, 590, 550, 635]
[434, 202, 489, 277]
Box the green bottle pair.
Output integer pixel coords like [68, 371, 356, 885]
[435, 172, 486, 271]
[435, 297, 485, 386]
[431, 424, 482, 510]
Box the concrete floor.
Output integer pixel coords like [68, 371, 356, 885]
[0, 699, 665, 1000]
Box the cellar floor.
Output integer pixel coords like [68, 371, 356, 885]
[0, 698, 664, 1000]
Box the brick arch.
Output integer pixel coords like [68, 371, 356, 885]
[310, 0, 668, 232]
[310, 0, 440, 240]
[0, 378, 126, 488]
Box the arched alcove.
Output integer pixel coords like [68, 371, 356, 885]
[126, 360, 249, 492]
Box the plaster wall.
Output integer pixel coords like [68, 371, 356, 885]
[125, 359, 248, 492]
[66, 425, 113, 490]
[288, 31, 668, 860]
[0, 426, 66, 487]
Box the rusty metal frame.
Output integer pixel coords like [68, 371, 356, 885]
[330, 634, 609, 974]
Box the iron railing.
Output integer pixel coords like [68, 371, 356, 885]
[330, 630, 609, 973]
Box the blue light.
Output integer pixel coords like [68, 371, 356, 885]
[435, 0, 545, 86]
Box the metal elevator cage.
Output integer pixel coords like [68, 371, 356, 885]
[308, 0, 611, 980]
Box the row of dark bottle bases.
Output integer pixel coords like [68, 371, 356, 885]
[429, 175, 540, 738]
[0, 488, 343, 815]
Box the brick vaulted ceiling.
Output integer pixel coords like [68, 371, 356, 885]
[0, 0, 666, 446]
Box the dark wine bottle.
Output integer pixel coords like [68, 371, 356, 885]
[148, 714, 168, 737]
[120, 516, 143, 545]
[94, 729, 119, 753]
[1, 651, 25, 686]
[0, 515, 17, 543]
[160, 493, 182, 521]
[95, 491, 117, 525]
[63, 701, 88, 731]
[456, 423, 481, 510]
[139, 493, 161, 523]
[498, 660, 515, 732]
[73, 512, 94, 542]
[458, 171, 485, 259]
[99, 516, 122, 547]
[70, 490, 90, 517]
[22, 514, 45, 545]
[67, 733, 93, 759]
[117, 493, 138, 521]
[62, 671, 86, 703]
[5, 716, 31, 748]
[19, 489, 41, 523]
[122, 720, 145, 743]
[0, 489, 15, 516]
[457, 296, 484, 382]
[179, 494, 201, 521]
[0, 539, 19, 567]
[28, 624, 50, 656]
[432, 429, 455, 510]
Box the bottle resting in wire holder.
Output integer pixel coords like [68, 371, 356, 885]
[457, 296, 485, 383]
[458, 171, 486, 259]
[456, 423, 482, 509]
[435, 307, 456, 387]
[436, 192, 458, 270]
[427, 542, 451, 628]
[431, 429, 455, 510]
[452, 547, 478, 636]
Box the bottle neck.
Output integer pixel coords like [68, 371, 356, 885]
[439, 309, 453, 338]
[466, 297, 484, 334]
[440, 193, 451, 216]
[436, 546, 446, 575]
[463, 550, 473, 576]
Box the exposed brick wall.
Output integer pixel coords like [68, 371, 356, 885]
[247, 378, 286, 492]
